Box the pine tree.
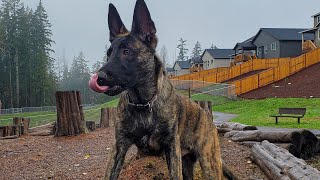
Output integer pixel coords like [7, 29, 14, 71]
[191, 41, 203, 59]
[210, 44, 218, 49]
[176, 38, 188, 61]
[160, 45, 168, 67]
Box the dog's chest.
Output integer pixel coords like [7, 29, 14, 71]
[123, 111, 170, 155]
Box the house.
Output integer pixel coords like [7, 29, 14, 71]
[233, 36, 257, 65]
[189, 57, 203, 72]
[252, 28, 314, 59]
[173, 61, 191, 76]
[165, 67, 175, 77]
[201, 49, 235, 70]
[300, 12, 320, 53]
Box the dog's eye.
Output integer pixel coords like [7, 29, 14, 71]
[123, 49, 131, 56]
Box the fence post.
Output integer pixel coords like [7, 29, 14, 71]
[188, 88, 191, 98]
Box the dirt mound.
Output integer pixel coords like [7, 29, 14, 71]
[240, 63, 320, 99]
[0, 128, 267, 179]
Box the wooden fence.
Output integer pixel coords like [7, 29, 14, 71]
[232, 48, 320, 95]
[172, 58, 291, 83]
[172, 67, 228, 80]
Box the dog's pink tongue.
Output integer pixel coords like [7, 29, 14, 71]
[89, 73, 110, 93]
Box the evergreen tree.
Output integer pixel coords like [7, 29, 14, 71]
[191, 41, 203, 59]
[176, 38, 188, 61]
[210, 44, 218, 49]
[159, 45, 168, 67]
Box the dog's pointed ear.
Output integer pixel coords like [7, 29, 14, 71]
[131, 0, 158, 49]
[108, 3, 128, 42]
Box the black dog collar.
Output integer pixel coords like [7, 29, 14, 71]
[127, 94, 158, 112]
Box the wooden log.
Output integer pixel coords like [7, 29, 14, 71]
[2, 126, 13, 137]
[21, 118, 30, 135]
[55, 91, 88, 136]
[0, 126, 4, 137]
[0, 135, 19, 140]
[12, 117, 22, 136]
[225, 130, 301, 143]
[252, 140, 320, 180]
[86, 121, 96, 131]
[300, 129, 319, 157]
[100, 107, 118, 128]
[219, 122, 257, 131]
[217, 127, 232, 134]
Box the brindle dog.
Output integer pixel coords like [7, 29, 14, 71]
[89, 0, 223, 179]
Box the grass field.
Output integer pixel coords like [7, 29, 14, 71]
[213, 98, 320, 129]
[3, 94, 319, 130]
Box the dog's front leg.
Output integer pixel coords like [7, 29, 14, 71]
[165, 128, 183, 180]
[104, 140, 131, 180]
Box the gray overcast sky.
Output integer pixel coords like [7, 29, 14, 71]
[22, 0, 319, 67]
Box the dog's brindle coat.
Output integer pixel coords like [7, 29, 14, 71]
[93, 1, 223, 179]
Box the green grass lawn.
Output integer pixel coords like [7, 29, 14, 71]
[213, 98, 320, 129]
[0, 99, 119, 128]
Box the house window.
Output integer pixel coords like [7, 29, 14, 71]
[271, 43, 277, 50]
[318, 29, 320, 40]
[264, 46, 268, 54]
[317, 16, 320, 23]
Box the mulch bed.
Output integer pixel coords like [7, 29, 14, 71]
[222, 70, 266, 83]
[240, 63, 320, 99]
[0, 128, 267, 180]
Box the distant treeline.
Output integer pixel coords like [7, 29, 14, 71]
[0, 0, 112, 109]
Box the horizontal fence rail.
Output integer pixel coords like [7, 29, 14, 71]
[0, 104, 97, 115]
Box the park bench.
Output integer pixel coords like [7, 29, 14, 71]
[270, 108, 306, 124]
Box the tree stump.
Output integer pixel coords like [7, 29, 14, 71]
[13, 117, 22, 136]
[21, 118, 30, 135]
[55, 91, 88, 136]
[86, 121, 96, 131]
[100, 107, 118, 128]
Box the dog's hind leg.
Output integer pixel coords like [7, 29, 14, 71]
[182, 153, 197, 180]
[104, 140, 131, 180]
[197, 131, 223, 180]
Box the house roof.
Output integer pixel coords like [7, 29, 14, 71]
[189, 57, 203, 64]
[166, 67, 174, 72]
[233, 36, 256, 50]
[253, 28, 314, 42]
[174, 61, 191, 69]
[203, 49, 235, 59]
[312, 12, 320, 17]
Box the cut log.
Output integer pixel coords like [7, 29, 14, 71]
[21, 118, 30, 135]
[1, 126, 13, 137]
[225, 130, 303, 144]
[219, 122, 257, 131]
[300, 129, 319, 157]
[55, 91, 88, 136]
[0, 135, 18, 140]
[12, 117, 22, 136]
[217, 128, 232, 134]
[100, 107, 118, 128]
[252, 140, 320, 180]
[86, 121, 96, 131]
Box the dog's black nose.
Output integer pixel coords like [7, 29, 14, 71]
[97, 72, 108, 86]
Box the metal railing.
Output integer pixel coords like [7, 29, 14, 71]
[0, 104, 97, 115]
